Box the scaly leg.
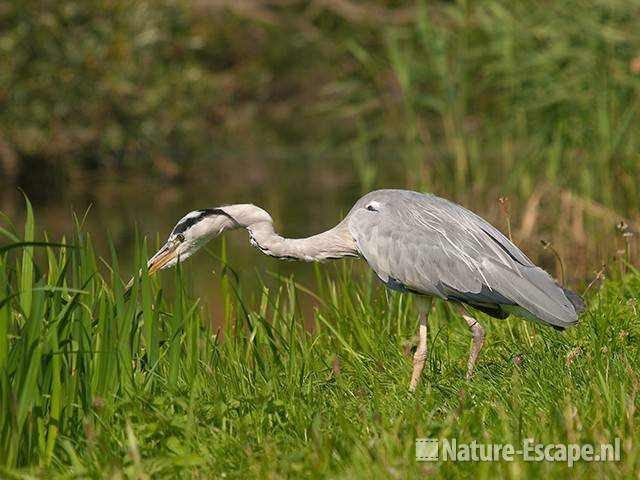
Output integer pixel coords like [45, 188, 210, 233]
[456, 304, 485, 379]
[409, 297, 432, 392]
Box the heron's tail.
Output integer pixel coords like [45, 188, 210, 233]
[562, 288, 585, 314]
[489, 264, 583, 329]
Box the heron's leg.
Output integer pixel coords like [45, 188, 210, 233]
[456, 304, 485, 379]
[409, 297, 432, 392]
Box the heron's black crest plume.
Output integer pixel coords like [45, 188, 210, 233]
[171, 208, 234, 235]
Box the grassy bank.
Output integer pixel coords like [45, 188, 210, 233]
[0, 202, 639, 478]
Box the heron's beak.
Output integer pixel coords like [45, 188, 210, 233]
[123, 241, 179, 295]
[147, 242, 180, 275]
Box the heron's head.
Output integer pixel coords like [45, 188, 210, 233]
[147, 208, 235, 273]
[147, 204, 271, 274]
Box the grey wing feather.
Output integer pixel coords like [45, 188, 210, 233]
[347, 190, 581, 328]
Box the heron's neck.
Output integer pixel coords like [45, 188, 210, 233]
[245, 217, 358, 262]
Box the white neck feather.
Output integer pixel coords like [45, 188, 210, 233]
[221, 204, 358, 262]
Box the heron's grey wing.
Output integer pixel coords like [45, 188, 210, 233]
[347, 191, 580, 328]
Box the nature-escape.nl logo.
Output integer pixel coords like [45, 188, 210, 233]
[415, 438, 621, 467]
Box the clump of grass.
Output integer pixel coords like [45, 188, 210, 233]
[0, 199, 217, 472]
[0, 203, 639, 478]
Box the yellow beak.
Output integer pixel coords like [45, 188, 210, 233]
[124, 242, 179, 294]
[147, 242, 179, 275]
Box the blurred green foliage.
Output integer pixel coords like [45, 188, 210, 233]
[1, 0, 639, 213]
[1, 0, 222, 171]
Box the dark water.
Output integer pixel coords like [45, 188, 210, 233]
[1, 150, 631, 322]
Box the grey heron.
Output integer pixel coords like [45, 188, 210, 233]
[144, 189, 584, 391]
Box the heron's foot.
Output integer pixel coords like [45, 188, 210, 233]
[409, 348, 427, 392]
[456, 304, 486, 380]
[408, 302, 430, 392]
[465, 321, 485, 379]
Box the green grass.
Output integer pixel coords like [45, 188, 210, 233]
[0, 204, 639, 479]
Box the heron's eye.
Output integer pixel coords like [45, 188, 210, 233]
[176, 233, 185, 243]
[366, 202, 380, 212]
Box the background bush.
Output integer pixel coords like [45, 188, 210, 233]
[0, 0, 638, 217]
